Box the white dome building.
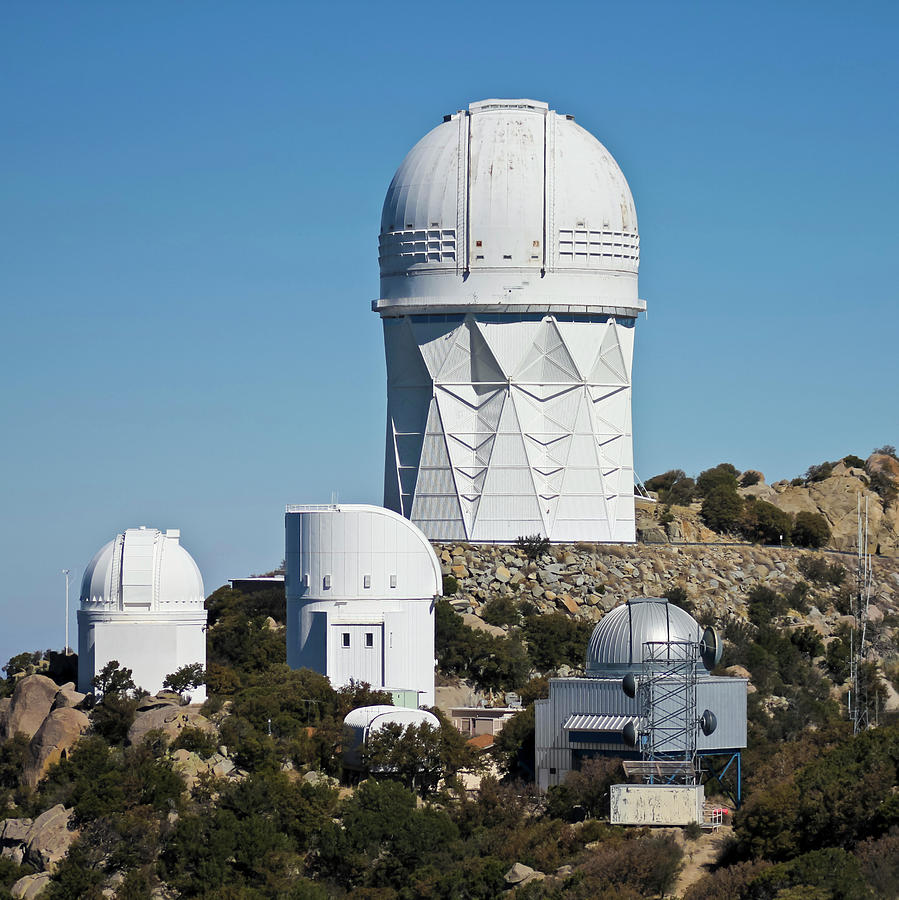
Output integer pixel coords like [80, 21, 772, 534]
[285, 504, 441, 707]
[376, 98, 645, 543]
[77, 527, 207, 701]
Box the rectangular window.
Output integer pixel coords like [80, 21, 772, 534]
[342, 632, 350, 648]
[389, 575, 397, 588]
[365, 633, 373, 648]
[323, 575, 331, 589]
[363, 575, 371, 589]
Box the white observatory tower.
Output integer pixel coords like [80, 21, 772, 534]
[77, 527, 207, 701]
[285, 504, 441, 707]
[375, 99, 645, 543]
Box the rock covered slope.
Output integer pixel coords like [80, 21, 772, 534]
[641, 452, 899, 554]
[438, 541, 899, 640]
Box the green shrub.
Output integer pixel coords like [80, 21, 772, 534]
[515, 534, 550, 560]
[700, 485, 743, 533]
[740, 498, 792, 544]
[171, 726, 220, 758]
[481, 595, 519, 627]
[805, 461, 835, 483]
[646, 469, 696, 505]
[522, 613, 593, 673]
[696, 463, 740, 498]
[442, 574, 459, 595]
[842, 454, 866, 469]
[793, 512, 831, 548]
[740, 470, 761, 487]
[747, 586, 787, 626]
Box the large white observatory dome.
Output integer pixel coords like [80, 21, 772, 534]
[377, 98, 642, 313]
[80, 526, 205, 611]
[586, 598, 703, 675]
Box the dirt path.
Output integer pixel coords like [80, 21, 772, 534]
[672, 825, 732, 898]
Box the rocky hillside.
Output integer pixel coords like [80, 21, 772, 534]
[638, 452, 899, 554]
[436, 538, 899, 706]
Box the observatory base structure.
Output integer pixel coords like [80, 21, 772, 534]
[382, 312, 636, 542]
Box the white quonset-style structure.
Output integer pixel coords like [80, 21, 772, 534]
[77, 527, 207, 701]
[342, 705, 440, 770]
[375, 98, 645, 543]
[285, 504, 441, 707]
[535, 598, 747, 800]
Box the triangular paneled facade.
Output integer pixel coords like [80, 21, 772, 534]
[382, 314, 636, 542]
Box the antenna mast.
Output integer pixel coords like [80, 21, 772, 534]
[851, 494, 872, 734]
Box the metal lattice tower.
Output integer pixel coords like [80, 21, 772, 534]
[851, 493, 873, 734]
[638, 640, 698, 783]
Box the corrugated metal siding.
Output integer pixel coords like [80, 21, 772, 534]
[536, 675, 748, 787]
[697, 678, 747, 750]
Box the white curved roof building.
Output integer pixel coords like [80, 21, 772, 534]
[376, 99, 644, 542]
[343, 705, 441, 769]
[285, 505, 441, 706]
[77, 527, 207, 700]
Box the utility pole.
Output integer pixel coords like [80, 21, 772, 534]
[62, 569, 71, 655]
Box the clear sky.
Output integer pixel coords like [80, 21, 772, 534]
[1, 1, 896, 665]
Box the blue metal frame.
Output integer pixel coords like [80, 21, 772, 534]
[697, 750, 742, 807]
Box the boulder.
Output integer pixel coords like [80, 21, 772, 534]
[51, 684, 86, 711]
[136, 691, 182, 713]
[128, 704, 215, 746]
[24, 707, 90, 787]
[11, 872, 51, 900]
[494, 565, 511, 583]
[2, 845, 24, 865]
[24, 804, 76, 871]
[461, 614, 506, 638]
[2, 818, 33, 843]
[3, 676, 60, 741]
[504, 862, 544, 886]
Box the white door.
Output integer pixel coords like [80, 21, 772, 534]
[330, 623, 384, 689]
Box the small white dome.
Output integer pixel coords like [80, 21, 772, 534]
[586, 598, 702, 675]
[378, 99, 641, 311]
[80, 526, 204, 611]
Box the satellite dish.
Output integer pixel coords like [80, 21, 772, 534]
[700, 627, 723, 670]
[700, 709, 718, 736]
[622, 721, 638, 747]
[621, 672, 637, 698]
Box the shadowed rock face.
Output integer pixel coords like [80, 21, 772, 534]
[2, 676, 60, 741]
[1, 805, 78, 876]
[24, 707, 90, 787]
[1, 676, 91, 788]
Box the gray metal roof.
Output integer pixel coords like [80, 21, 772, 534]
[586, 598, 702, 675]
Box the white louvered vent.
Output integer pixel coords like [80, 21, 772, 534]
[558, 228, 639, 266]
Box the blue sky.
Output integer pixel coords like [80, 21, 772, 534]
[1, 1, 896, 665]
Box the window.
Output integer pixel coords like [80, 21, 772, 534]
[365, 633, 373, 648]
[342, 632, 350, 648]
[323, 575, 331, 589]
[363, 575, 371, 589]
[389, 575, 397, 588]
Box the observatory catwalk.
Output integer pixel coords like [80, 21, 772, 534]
[375, 99, 645, 543]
